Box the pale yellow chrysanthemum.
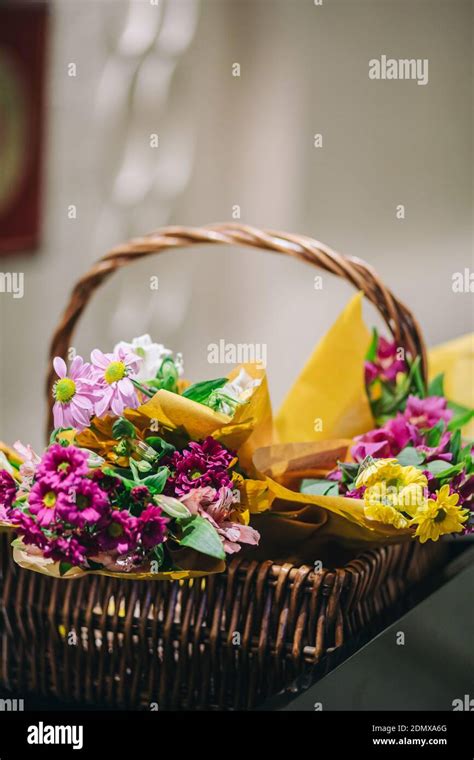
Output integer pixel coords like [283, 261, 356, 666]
[355, 458, 400, 488]
[410, 485, 469, 543]
[359, 460, 428, 522]
[364, 503, 410, 529]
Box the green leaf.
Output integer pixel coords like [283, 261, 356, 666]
[182, 378, 227, 404]
[300, 479, 339, 496]
[129, 459, 141, 483]
[426, 460, 464, 478]
[145, 436, 176, 459]
[179, 515, 225, 560]
[365, 328, 379, 363]
[154, 494, 191, 519]
[337, 461, 360, 486]
[448, 408, 474, 432]
[407, 356, 426, 398]
[397, 447, 425, 467]
[59, 562, 73, 576]
[151, 544, 165, 570]
[424, 421, 445, 448]
[142, 467, 170, 494]
[449, 429, 461, 464]
[112, 417, 136, 440]
[102, 466, 136, 491]
[428, 373, 445, 397]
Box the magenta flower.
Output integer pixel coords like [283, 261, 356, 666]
[404, 395, 452, 429]
[28, 481, 65, 526]
[52, 356, 97, 431]
[365, 337, 407, 385]
[36, 444, 88, 488]
[0, 470, 17, 513]
[352, 414, 421, 461]
[55, 477, 110, 528]
[97, 510, 139, 554]
[165, 437, 234, 496]
[43, 536, 88, 567]
[417, 431, 453, 463]
[90, 346, 141, 418]
[14, 512, 48, 550]
[137, 505, 168, 549]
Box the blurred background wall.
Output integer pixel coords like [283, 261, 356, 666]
[0, 0, 472, 449]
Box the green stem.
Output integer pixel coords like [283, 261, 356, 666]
[132, 380, 155, 398]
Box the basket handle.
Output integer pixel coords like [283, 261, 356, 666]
[46, 222, 427, 433]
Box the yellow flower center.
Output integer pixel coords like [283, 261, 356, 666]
[104, 361, 126, 384]
[108, 522, 123, 537]
[43, 491, 57, 508]
[54, 377, 76, 403]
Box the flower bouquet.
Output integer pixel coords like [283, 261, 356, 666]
[0, 336, 270, 579]
[250, 293, 473, 558]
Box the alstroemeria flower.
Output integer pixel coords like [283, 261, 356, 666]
[90, 346, 141, 418]
[365, 337, 407, 385]
[52, 356, 97, 431]
[352, 414, 421, 461]
[404, 395, 452, 429]
[181, 486, 260, 554]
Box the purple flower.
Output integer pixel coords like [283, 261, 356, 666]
[0, 470, 17, 513]
[417, 431, 453, 463]
[404, 395, 452, 429]
[137, 505, 168, 549]
[28, 481, 65, 526]
[365, 337, 407, 385]
[165, 437, 235, 496]
[36, 444, 88, 488]
[43, 536, 88, 567]
[55, 478, 110, 528]
[90, 346, 141, 418]
[97, 510, 139, 554]
[352, 414, 420, 461]
[131, 485, 151, 502]
[14, 512, 48, 549]
[52, 356, 97, 431]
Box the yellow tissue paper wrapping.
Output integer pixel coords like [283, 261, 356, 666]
[276, 292, 374, 443]
[428, 333, 474, 438]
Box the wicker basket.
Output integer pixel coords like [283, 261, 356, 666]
[0, 224, 445, 710]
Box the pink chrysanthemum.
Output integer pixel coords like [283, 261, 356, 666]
[52, 356, 97, 431]
[137, 504, 168, 549]
[36, 443, 89, 489]
[55, 477, 110, 528]
[43, 536, 88, 567]
[90, 346, 141, 418]
[96, 510, 139, 554]
[28, 481, 65, 526]
[0, 470, 17, 512]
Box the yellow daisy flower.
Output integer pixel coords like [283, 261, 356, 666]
[355, 458, 400, 488]
[357, 459, 428, 530]
[364, 503, 410, 529]
[411, 485, 469, 543]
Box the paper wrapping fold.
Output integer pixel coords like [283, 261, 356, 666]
[248, 439, 412, 564]
[12, 539, 225, 580]
[125, 362, 273, 474]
